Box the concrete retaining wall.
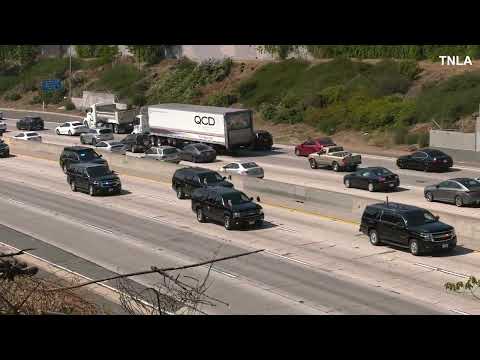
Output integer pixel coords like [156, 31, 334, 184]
[429, 130, 476, 151]
[5, 138, 480, 246]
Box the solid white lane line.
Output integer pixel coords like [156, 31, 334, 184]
[264, 250, 313, 267]
[414, 263, 469, 279]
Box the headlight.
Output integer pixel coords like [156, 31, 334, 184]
[420, 233, 433, 241]
[233, 212, 241, 218]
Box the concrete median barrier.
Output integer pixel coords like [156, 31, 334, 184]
[5, 140, 480, 245]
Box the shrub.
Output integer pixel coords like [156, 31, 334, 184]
[406, 133, 419, 145]
[237, 80, 257, 98]
[130, 94, 147, 107]
[417, 132, 429, 147]
[64, 100, 75, 111]
[259, 103, 278, 121]
[392, 126, 409, 144]
[0, 75, 19, 93]
[30, 95, 42, 104]
[4, 92, 21, 101]
[205, 92, 238, 107]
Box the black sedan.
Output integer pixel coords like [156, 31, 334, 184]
[344, 167, 400, 192]
[396, 149, 453, 172]
[179, 143, 217, 163]
[424, 178, 480, 207]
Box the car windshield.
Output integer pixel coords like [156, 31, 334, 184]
[86, 166, 111, 177]
[198, 172, 223, 184]
[195, 144, 210, 151]
[163, 148, 178, 155]
[404, 210, 437, 226]
[425, 150, 446, 157]
[222, 192, 251, 206]
[27, 133, 39, 137]
[372, 168, 393, 176]
[457, 178, 480, 190]
[78, 149, 101, 160]
[72, 122, 83, 126]
[242, 162, 258, 169]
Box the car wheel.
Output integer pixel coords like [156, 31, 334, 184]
[196, 208, 206, 223]
[332, 162, 340, 172]
[409, 239, 421, 256]
[397, 161, 404, 169]
[294, 148, 300, 156]
[70, 181, 77, 192]
[345, 179, 351, 188]
[455, 196, 464, 207]
[176, 187, 184, 199]
[92, 138, 97, 146]
[80, 137, 85, 144]
[68, 130, 72, 136]
[89, 185, 95, 197]
[425, 191, 434, 202]
[255, 219, 264, 228]
[368, 183, 375, 192]
[224, 216, 233, 230]
[369, 229, 381, 246]
[56, 129, 60, 135]
[62, 164, 68, 174]
[309, 158, 318, 169]
[131, 145, 136, 153]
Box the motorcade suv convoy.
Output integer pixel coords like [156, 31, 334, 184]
[67, 163, 121, 196]
[59, 146, 108, 173]
[191, 186, 264, 230]
[0, 139, 9, 157]
[360, 202, 457, 256]
[172, 167, 233, 199]
[16, 116, 44, 131]
[396, 149, 453, 172]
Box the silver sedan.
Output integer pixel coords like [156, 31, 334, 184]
[143, 146, 181, 163]
[219, 161, 264, 178]
[95, 140, 127, 154]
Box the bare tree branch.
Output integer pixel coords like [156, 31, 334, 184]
[0, 248, 35, 258]
[48, 249, 264, 293]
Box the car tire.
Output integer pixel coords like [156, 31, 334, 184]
[332, 162, 340, 172]
[409, 239, 422, 256]
[196, 208, 206, 223]
[309, 158, 318, 169]
[89, 185, 95, 197]
[397, 161, 404, 169]
[176, 187, 184, 199]
[425, 191, 434, 202]
[455, 196, 464, 207]
[80, 137, 85, 144]
[92, 138, 97, 146]
[224, 216, 233, 230]
[369, 229, 381, 246]
[68, 130, 72, 136]
[56, 129, 60, 135]
[368, 183, 375, 192]
[294, 148, 300, 156]
[345, 179, 351, 188]
[70, 181, 77, 192]
[255, 219, 264, 228]
[62, 164, 68, 174]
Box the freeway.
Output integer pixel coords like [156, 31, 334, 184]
[3, 114, 480, 223]
[1, 155, 480, 314]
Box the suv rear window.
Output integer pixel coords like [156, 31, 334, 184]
[77, 149, 101, 161]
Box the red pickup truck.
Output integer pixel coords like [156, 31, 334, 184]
[294, 137, 336, 156]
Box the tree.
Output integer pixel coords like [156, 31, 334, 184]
[445, 276, 480, 301]
[126, 45, 173, 65]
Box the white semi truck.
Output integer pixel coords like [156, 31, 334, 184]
[132, 104, 255, 153]
[83, 103, 138, 134]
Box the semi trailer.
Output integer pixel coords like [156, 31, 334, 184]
[132, 104, 255, 153]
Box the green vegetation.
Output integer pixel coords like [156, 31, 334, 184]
[149, 58, 233, 104]
[259, 45, 480, 60]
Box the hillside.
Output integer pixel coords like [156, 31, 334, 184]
[1, 56, 480, 153]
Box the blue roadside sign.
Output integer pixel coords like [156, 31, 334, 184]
[41, 79, 63, 92]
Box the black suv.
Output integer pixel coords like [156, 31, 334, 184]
[67, 163, 121, 196]
[16, 116, 44, 131]
[59, 146, 108, 173]
[360, 202, 457, 256]
[172, 167, 233, 199]
[0, 139, 9, 158]
[121, 133, 151, 153]
[191, 186, 264, 230]
[254, 130, 273, 150]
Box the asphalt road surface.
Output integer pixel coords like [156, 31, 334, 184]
[2, 155, 480, 314]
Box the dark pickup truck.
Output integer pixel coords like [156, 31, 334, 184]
[172, 167, 233, 199]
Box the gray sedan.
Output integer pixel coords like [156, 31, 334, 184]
[143, 146, 181, 163]
[424, 178, 480, 207]
[80, 128, 114, 145]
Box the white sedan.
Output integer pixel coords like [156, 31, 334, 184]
[55, 121, 88, 136]
[13, 131, 42, 142]
[219, 161, 264, 178]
